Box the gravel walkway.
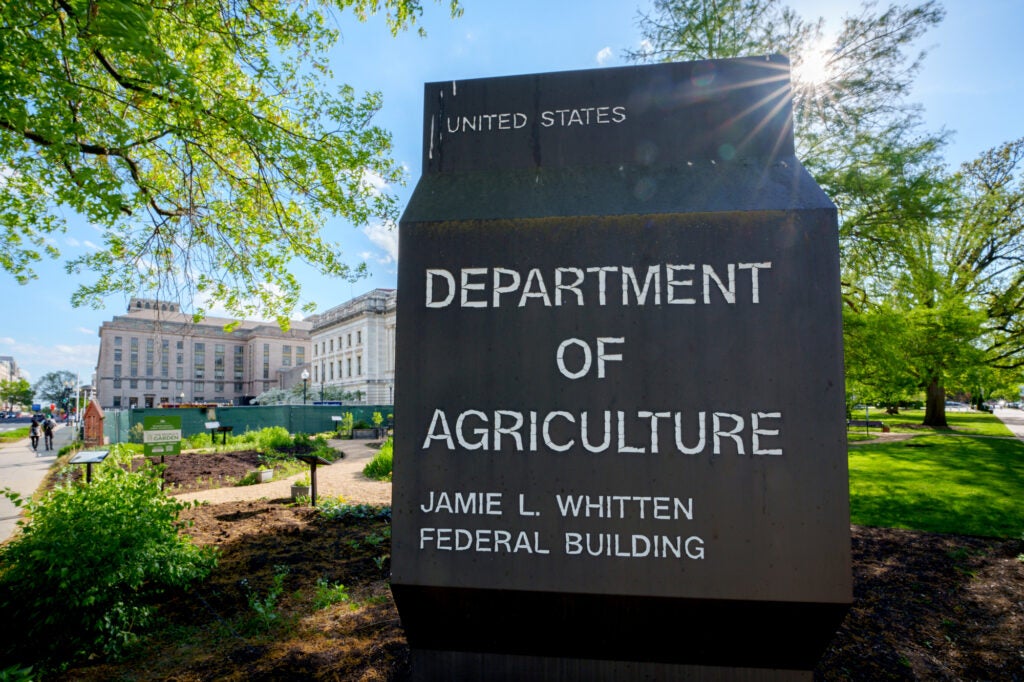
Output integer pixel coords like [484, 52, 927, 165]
[172, 438, 392, 506]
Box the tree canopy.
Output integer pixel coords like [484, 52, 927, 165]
[0, 378, 33, 411]
[31, 370, 78, 407]
[0, 0, 461, 326]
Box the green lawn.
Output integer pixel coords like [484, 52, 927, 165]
[848, 412, 1024, 538]
[0, 426, 29, 442]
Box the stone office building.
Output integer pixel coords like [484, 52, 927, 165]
[308, 288, 396, 405]
[95, 298, 312, 409]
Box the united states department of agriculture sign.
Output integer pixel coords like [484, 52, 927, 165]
[392, 56, 852, 678]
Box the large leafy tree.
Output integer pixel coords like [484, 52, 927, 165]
[31, 369, 78, 407]
[0, 378, 34, 412]
[0, 0, 461, 326]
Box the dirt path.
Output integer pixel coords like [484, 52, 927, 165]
[172, 438, 392, 506]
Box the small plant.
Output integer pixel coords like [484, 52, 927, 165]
[0, 664, 34, 682]
[312, 578, 352, 610]
[363, 437, 393, 481]
[242, 564, 289, 631]
[340, 412, 354, 436]
[372, 411, 383, 428]
[373, 555, 389, 571]
[317, 500, 390, 521]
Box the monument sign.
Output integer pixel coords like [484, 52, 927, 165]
[392, 56, 852, 680]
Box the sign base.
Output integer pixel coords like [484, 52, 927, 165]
[409, 649, 813, 681]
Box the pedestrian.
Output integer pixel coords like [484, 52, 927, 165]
[29, 417, 41, 452]
[42, 416, 55, 451]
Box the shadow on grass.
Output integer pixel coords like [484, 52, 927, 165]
[849, 434, 1024, 538]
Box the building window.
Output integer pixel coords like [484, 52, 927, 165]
[214, 344, 225, 380]
[114, 365, 122, 377]
[282, 345, 292, 367]
[114, 348, 122, 362]
[130, 379, 138, 389]
[234, 382, 243, 392]
[357, 330, 362, 345]
[146, 338, 154, 376]
[112, 396, 121, 408]
[145, 380, 154, 389]
[161, 381, 169, 390]
[113, 379, 122, 389]
[114, 336, 122, 346]
[263, 344, 270, 379]
[195, 381, 204, 393]
[314, 365, 319, 382]
[296, 347, 305, 366]
[215, 382, 224, 393]
[234, 346, 244, 381]
[329, 339, 334, 352]
[176, 340, 183, 350]
[347, 333, 352, 347]
[194, 342, 205, 379]
[347, 358, 352, 377]
[357, 355, 362, 376]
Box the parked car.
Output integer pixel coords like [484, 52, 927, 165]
[944, 400, 971, 412]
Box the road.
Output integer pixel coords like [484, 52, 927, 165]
[0, 423, 76, 543]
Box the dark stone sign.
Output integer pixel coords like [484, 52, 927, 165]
[392, 56, 851, 680]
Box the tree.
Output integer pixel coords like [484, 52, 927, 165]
[0, 378, 33, 412]
[31, 370, 77, 408]
[0, 0, 461, 326]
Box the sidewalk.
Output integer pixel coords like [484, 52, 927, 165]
[992, 407, 1024, 440]
[0, 423, 76, 543]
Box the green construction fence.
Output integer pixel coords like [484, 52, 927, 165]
[103, 404, 394, 445]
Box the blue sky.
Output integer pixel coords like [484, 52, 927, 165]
[2, 0, 1022, 386]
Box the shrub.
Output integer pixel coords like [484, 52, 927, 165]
[0, 451, 217, 671]
[127, 422, 146, 444]
[256, 426, 293, 453]
[363, 437, 393, 481]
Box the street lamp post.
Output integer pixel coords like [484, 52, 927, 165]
[301, 369, 310, 405]
[179, 392, 185, 407]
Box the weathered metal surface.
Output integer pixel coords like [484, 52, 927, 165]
[392, 57, 850, 678]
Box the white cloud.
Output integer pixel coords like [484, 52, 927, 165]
[362, 222, 399, 263]
[66, 237, 81, 247]
[596, 46, 613, 65]
[0, 337, 99, 385]
[360, 170, 389, 196]
[76, 327, 94, 335]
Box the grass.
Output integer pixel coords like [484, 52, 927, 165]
[0, 426, 29, 442]
[848, 410, 1024, 538]
[847, 408, 1015, 437]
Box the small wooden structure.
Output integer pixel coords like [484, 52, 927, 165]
[83, 399, 104, 446]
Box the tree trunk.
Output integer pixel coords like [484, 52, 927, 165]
[923, 377, 947, 427]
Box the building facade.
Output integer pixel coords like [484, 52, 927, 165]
[308, 289, 396, 404]
[0, 356, 20, 383]
[95, 298, 311, 409]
